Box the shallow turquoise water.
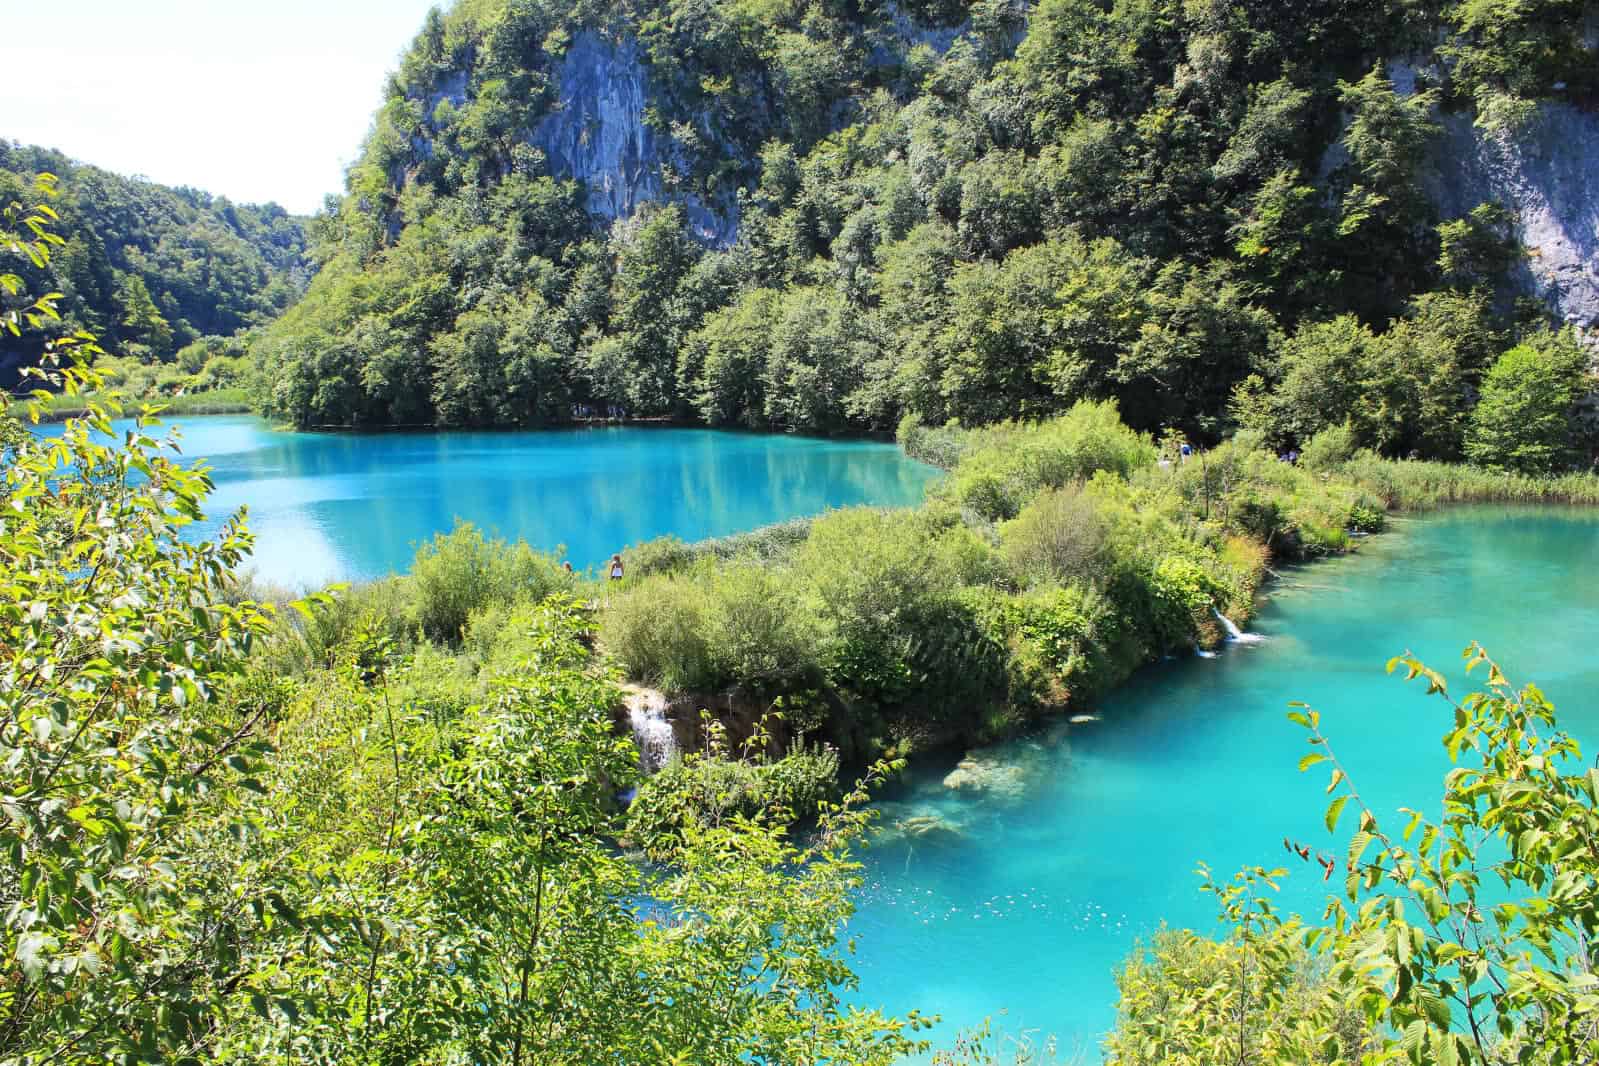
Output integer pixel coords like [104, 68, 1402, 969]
[40, 416, 941, 587]
[850, 507, 1599, 1060]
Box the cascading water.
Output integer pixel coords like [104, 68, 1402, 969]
[1212, 606, 1268, 645]
[625, 689, 678, 772]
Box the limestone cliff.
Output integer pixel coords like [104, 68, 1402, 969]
[530, 32, 739, 245]
[1427, 104, 1599, 340]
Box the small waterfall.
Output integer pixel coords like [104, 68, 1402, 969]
[626, 690, 678, 773]
[1212, 607, 1267, 646]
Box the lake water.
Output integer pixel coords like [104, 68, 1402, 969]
[849, 507, 1599, 1060]
[41, 416, 941, 587]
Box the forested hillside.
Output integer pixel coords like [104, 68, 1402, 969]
[0, 142, 309, 384]
[252, 0, 1598, 460]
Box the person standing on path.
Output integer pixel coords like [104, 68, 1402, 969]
[608, 554, 624, 582]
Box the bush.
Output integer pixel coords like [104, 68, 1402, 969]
[897, 413, 974, 470]
[625, 745, 841, 858]
[623, 535, 696, 577]
[261, 577, 417, 676]
[1000, 485, 1112, 588]
[797, 508, 997, 713]
[409, 522, 573, 643]
[1299, 423, 1358, 471]
[623, 519, 817, 577]
[988, 584, 1123, 709]
[700, 563, 826, 692]
[600, 573, 718, 693]
[939, 402, 1157, 520]
[1465, 333, 1592, 474]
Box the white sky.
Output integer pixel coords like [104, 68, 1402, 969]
[4, 0, 444, 214]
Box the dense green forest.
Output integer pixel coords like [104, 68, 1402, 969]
[252, 0, 1597, 469]
[0, 141, 309, 390]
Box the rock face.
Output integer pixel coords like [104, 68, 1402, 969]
[1427, 103, 1599, 340]
[530, 32, 738, 245]
[1387, 58, 1599, 341]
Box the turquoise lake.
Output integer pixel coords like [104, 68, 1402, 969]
[849, 507, 1599, 1060]
[42, 416, 941, 587]
[35, 416, 1599, 1058]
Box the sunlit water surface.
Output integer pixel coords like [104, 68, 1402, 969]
[40, 415, 941, 587]
[849, 508, 1599, 1060]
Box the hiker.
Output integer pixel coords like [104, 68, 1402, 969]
[608, 554, 624, 581]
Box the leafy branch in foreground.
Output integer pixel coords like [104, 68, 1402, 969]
[1108, 644, 1599, 1065]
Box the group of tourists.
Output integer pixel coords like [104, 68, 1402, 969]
[572, 402, 628, 420]
[562, 555, 627, 580]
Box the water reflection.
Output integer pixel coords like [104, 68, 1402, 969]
[47, 417, 941, 588]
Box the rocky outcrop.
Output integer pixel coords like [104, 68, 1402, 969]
[1384, 60, 1599, 341]
[1427, 103, 1599, 340]
[530, 32, 738, 245]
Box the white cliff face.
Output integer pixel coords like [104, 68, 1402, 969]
[530, 32, 738, 245]
[1426, 104, 1599, 340]
[1388, 59, 1599, 340]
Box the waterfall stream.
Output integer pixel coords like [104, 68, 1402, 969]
[1212, 606, 1267, 645]
[625, 689, 678, 772]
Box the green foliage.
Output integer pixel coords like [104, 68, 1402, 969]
[990, 583, 1125, 708]
[1111, 645, 1599, 1065]
[1, 190, 285, 1059]
[0, 140, 308, 374]
[1465, 332, 1594, 474]
[625, 737, 841, 858]
[1240, 290, 1512, 461]
[699, 561, 828, 691]
[243, 0, 1584, 452]
[601, 571, 719, 693]
[1443, 0, 1599, 129]
[408, 521, 575, 643]
[1000, 485, 1112, 589]
[3, 319, 924, 1065]
[937, 401, 1156, 521]
[1337, 453, 1599, 509]
[1300, 424, 1360, 471]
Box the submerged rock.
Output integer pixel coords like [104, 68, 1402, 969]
[895, 813, 967, 844]
[870, 797, 973, 848]
[942, 751, 1035, 803]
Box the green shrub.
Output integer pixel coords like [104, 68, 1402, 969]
[1338, 453, 1599, 509]
[409, 521, 572, 643]
[1299, 424, 1358, 471]
[897, 413, 974, 470]
[625, 745, 841, 858]
[977, 584, 1123, 710]
[1465, 334, 1592, 474]
[701, 563, 826, 691]
[1148, 555, 1227, 649]
[600, 573, 718, 693]
[624, 519, 816, 577]
[261, 577, 416, 676]
[693, 517, 815, 564]
[939, 402, 1157, 520]
[1000, 485, 1112, 588]
[797, 508, 994, 712]
[623, 534, 696, 577]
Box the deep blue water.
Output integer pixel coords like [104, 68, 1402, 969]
[39, 416, 941, 587]
[848, 507, 1599, 1060]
